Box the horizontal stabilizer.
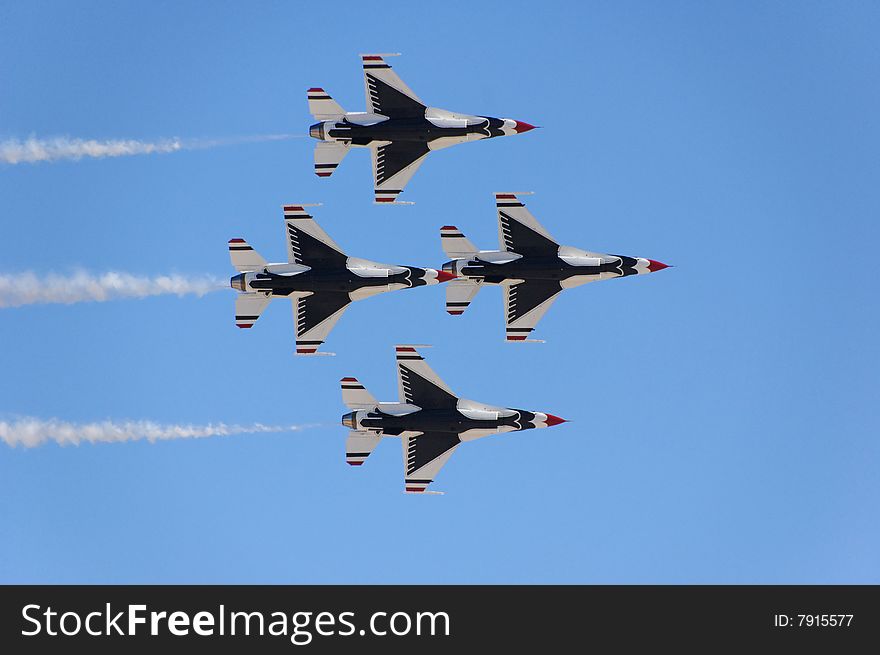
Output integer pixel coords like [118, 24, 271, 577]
[440, 225, 478, 259]
[445, 279, 481, 316]
[314, 141, 350, 178]
[346, 430, 381, 466]
[341, 377, 378, 410]
[228, 239, 266, 272]
[307, 87, 345, 119]
[234, 293, 271, 329]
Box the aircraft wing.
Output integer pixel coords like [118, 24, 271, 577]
[361, 54, 426, 118]
[282, 204, 348, 267]
[292, 292, 350, 355]
[504, 279, 563, 342]
[401, 431, 462, 493]
[394, 345, 458, 409]
[371, 141, 430, 204]
[495, 193, 560, 256]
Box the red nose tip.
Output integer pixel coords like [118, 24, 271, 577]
[513, 120, 537, 134]
[544, 413, 567, 427]
[435, 270, 457, 283]
[647, 259, 669, 272]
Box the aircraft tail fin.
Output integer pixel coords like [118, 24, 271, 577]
[228, 239, 267, 272]
[314, 141, 350, 178]
[345, 430, 381, 466]
[308, 87, 345, 120]
[440, 225, 478, 259]
[445, 279, 481, 316]
[234, 292, 271, 329]
[340, 377, 378, 410]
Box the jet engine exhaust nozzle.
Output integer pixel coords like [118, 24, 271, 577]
[341, 411, 357, 430]
[309, 122, 325, 140]
[230, 273, 246, 292]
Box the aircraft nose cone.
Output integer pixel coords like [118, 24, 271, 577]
[544, 413, 567, 427]
[513, 120, 537, 134]
[647, 259, 670, 272]
[436, 270, 457, 283]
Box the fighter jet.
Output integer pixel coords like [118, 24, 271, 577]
[440, 193, 670, 342]
[340, 345, 567, 493]
[308, 53, 537, 204]
[228, 204, 453, 355]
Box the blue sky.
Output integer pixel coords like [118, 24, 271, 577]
[1, 1, 878, 583]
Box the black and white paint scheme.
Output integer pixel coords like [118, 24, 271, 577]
[340, 345, 567, 494]
[229, 205, 454, 355]
[440, 193, 670, 342]
[308, 53, 537, 204]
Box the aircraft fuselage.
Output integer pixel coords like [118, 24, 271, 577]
[457, 254, 646, 285]
[231, 266, 432, 297]
[317, 115, 509, 146]
[355, 407, 539, 436]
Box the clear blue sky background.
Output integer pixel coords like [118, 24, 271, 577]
[1, 1, 878, 583]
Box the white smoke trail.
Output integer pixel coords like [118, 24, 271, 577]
[0, 417, 313, 448]
[0, 271, 225, 308]
[0, 134, 301, 165]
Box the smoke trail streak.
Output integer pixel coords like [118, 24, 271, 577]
[0, 417, 313, 448]
[0, 134, 302, 165]
[0, 271, 226, 308]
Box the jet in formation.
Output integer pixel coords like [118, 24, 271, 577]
[229, 205, 454, 355]
[308, 53, 537, 204]
[440, 193, 670, 342]
[340, 345, 566, 493]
